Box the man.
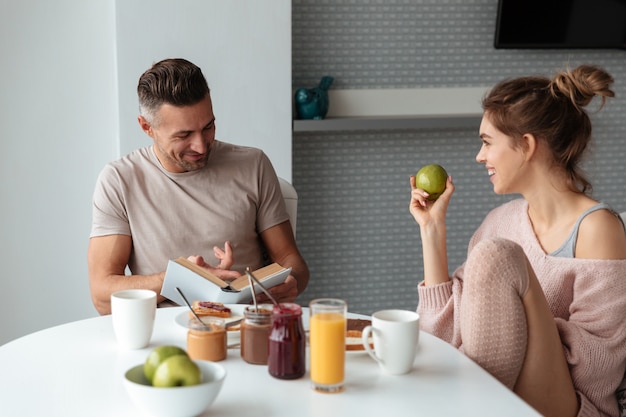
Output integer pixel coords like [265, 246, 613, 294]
[88, 58, 309, 315]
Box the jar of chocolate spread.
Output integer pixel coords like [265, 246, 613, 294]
[240, 305, 272, 365]
[267, 303, 305, 379]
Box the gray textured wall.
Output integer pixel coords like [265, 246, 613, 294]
[292, 0, 626, 315]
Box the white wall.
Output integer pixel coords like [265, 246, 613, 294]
[0, 0, 292, 346]
[0, 0, 118, 345]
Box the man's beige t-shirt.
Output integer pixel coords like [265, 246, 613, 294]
[90, 140, 289, 276]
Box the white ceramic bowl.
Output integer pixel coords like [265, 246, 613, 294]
[124, 360, 226, 417]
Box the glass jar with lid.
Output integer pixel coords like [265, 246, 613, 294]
[186, 317, 227, 362]
[240, 305, 272, 365]
[267, 303, 305, 379]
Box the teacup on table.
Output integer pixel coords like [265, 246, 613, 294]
[111, 289, 157, 350]
[362, 309, 420, 375]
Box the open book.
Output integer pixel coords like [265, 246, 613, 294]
[161, 257, 292, 304]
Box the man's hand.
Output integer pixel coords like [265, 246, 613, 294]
[187, 242, 240, 280]
[213, 241, 234, 270]
[254, 275, 298, 304]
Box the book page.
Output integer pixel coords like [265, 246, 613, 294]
[173, 257, 229, 288]
[229, 263, 287, 291]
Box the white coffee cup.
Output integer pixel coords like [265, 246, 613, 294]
[361, 309, 420, 375]
[111, 289, 157, 349]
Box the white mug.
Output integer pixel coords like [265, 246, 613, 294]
[111, 289, 157, 349]
[362, 309, 420, 375]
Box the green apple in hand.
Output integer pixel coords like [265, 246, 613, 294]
[415, 164, 448, 201]
[144, 345, 188, 383]
[152, 355, 202, 387]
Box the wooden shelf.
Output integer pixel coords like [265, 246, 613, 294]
[293, 114, 481, 132]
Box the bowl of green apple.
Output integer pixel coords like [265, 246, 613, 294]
[123, 345, 226, 417]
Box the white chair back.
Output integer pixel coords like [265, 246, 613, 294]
[278, 178, 298, 237]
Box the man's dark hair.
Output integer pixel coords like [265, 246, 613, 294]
[137, 58, 210, 125]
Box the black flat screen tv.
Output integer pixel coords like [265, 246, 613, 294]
[494, 0, 626, 49]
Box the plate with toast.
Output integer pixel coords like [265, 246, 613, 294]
[174, 301, 244, 329]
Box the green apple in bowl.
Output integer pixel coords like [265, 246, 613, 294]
[124, 360, 227, 417]
[144, 345, 188, 383]
[152, 355, 202, 387]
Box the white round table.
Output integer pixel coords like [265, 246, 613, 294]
[0, 306, 540, 416]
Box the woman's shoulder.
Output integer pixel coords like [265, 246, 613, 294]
[577, 206, 626, 260]
[485, 198, 527, 219]
[472, 199, 528, 241]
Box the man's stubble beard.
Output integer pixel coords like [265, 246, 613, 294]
[156, 142, 210, 172]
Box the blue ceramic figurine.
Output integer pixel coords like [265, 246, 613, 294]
[294, 76, 334, 120]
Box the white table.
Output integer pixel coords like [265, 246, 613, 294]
[0, 306, 540, 417]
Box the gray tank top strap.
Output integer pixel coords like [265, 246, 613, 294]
[549, 202, 613, 258]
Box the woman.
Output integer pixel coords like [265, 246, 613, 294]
[410, 65, 626, 417]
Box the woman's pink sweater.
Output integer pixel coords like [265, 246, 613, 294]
[418, 199, 626, 417]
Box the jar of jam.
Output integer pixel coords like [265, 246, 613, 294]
[241, 305, 272, 365]
[186, 317, 227, 362]
[268, 303, 305, 379]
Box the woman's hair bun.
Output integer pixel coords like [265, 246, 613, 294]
[549, 65, 614, 110]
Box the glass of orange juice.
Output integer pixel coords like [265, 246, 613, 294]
[309, 298, 347, 393]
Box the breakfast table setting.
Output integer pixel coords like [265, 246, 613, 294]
[0, 296, 541, 417]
